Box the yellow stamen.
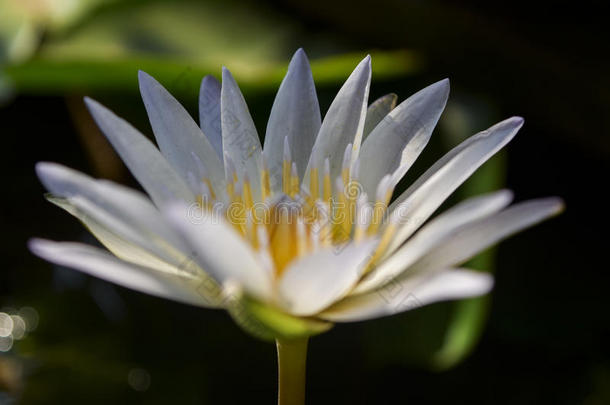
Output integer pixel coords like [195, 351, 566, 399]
[290, 163, 299, 198]
[282, 159, 291, 194]
[354, 197, 370, 242]
[365, 223, 397, 273]
[246, 215, 258, 249]
[333, 180, 351, 242]
[341, 167, 350, 189]
[368, 201, 386, 235]
[226, 181, 235, 201]
[242, 178, 253, 212]
[228, 190, 246, 235]
[261, 167, 271, 201]
[309, 167, 319, 201]
[296, 218, 307, 256]
[269, 209, 297, 275]
[323, 173, 332, 206]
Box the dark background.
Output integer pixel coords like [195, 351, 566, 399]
[1, 0, 608, 403]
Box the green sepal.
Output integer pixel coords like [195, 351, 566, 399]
[227, 295, 333, 342]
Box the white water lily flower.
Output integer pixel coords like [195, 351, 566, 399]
[29, 49, 563, 339]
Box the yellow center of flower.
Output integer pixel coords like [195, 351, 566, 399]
[195, 143, 398, 276]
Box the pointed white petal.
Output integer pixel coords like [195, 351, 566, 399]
[358, 80, 449, 197]
[199, 75, 223, 162]
[362, 93, 398, 140]
[51, 195, 184, 272]
[264, 49, 321, 192]
[164, 204, 272, 301]
[29, 239, 219, 307]
[84, 97, 194, 207]
[278, 239, 378, 316]
[139, 71, 225, 193]
[354, 190, 513, 294]
[36, 162, 182, 247]
[305, 56, 371, 183]
[320, 268, 493, 322]
[406, 197, 564, 276]
[221, 68, 263, 197]
[386, 117, 524, 254]
[35, 163, 221, 299]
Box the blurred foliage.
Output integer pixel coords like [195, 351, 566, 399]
[1, 0, 420, 100]
[0, 0, 109, 63]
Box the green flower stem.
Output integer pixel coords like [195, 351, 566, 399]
[276, 337, 309, 405]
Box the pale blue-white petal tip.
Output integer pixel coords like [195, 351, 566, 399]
[83, 97, 110, 120]
[498, 189, 515, 202]
[484, 188, 514, 205]
[428, 78, 450, 98]
[137, 70, 159, 93]
[138, 71, 162, 92]
[34, 161, 56, 180]
[361, 54, 371, 67]
[547, 197, 566, 214]
[83, 96, 101, 111]
[478, 273, 495, 293]
[290, 48, 310, 67]
[494, 116, 524, 131]
[221, 66, 237, 83]
[350, 55, 371, 76]
[437, 78, 450, 92]
[28, 238, 51, 259]
[511, 116, 525, 125]
[201, 74, 219, 87]
[83, 97, 100, 115]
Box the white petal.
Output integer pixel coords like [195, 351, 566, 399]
[386, 117, 524, 255]
[264, 49, 321, 192]
[35, 163, 222, 302]
[358, 79, 449, 198]
[36, 162, 182, 247]
[84, 97, 194, 207]
[304, 56, 371, 183]
[139, 71, 225, 194]
[354, 189, 513, 294]
[362, 93, 397, 140]
[406, 197, 564, 276]
[29, 239, 219, 308]
[221, 68, 263, 197]
[164, 204, 272, 301]
[51, 195, 187, 273]
[278, 239, 378, 316]
[320, 268, 493, 322]
[199, 75, 223, 162]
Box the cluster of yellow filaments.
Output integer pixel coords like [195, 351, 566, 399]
[192, 139, 400, 276]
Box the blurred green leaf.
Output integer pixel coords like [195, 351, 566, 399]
[3, 0, 420, 97]
[0, 0, 110, 63]
[5, 50, 419, 97]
